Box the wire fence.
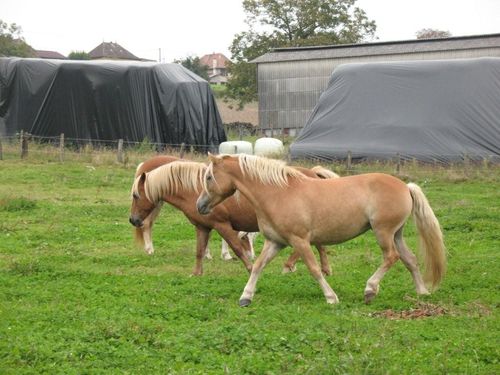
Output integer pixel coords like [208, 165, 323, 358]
[1, 132, 498, 179]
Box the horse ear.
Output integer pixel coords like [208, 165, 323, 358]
[208, 152, 222, 165]
[139, 172, 146, 184]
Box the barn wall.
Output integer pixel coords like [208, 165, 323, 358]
[257, 47, 500, 133]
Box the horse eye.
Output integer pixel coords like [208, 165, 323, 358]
[206, 175, 212, 181]
[133, 192, 140, 199]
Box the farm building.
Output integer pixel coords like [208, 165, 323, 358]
[0, 58, 226, 149]
[290, 58, 500, 162]
[253, 33, 500, 136]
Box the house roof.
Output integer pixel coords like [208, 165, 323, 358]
[88, 42, 140, 60]
[200, 53, 230, 68]
[252, 33, 500, 63]
[35, 50, 67, 59]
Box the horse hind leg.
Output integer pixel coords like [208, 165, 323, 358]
[364, 228, 400, 303]
[317, 245, 332, 276]
[394, 227, 430, 295]
[241, 232, 257, 260]
[282, 250, 300, 273]
[220, 239, 233, 260]
[282, 245, 331, 276]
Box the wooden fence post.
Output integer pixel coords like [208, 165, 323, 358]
[117, 139, 124, 163]
[0, 137, 3, 160]
[395, 153, 401, 174]
[180, 142, 186, 158]
[20, 130, 28, 159]
[59, 133, 65, 162]
[346, 150, 352, 173]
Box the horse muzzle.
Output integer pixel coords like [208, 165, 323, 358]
[129, 216, 143, 227]
[196, 195, 212, 215]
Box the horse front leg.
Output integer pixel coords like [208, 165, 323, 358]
[141, 204, 162, 255]
[215, 224, 253, 273]
[239, 240, 284, 307]
[193, 227, 211, 276]
[291, 237, 339, 304]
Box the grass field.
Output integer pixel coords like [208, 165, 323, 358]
[0, 156, 499, 374]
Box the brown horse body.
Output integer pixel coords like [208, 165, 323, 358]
[197, 154, 446, 306]
[130, 155, 336, 276]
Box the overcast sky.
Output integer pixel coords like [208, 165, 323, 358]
[2, 0, 499, 62]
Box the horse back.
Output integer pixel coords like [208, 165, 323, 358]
[135, 155, 180, 176]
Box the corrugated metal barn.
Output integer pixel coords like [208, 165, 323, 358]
[253, 33, 500, 135]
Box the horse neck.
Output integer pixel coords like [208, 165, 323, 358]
[229, 166, 281, 215]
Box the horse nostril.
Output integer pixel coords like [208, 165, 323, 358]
[129, 217, 142, 227]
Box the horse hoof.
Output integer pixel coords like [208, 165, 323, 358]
[322, 269, 332, 276]
[239, 298, 252, 307]
[364, 291, 377, 304]
[282, 265, 296, 274]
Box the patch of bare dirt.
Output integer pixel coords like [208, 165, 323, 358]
[370, 301, 447, 320]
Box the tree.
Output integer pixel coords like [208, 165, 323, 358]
[68, 50, 90, 60]
[174, 56, 209, 80]
[225, 0, 377, 108]
[416, 28, 452, 39]
[0, 19, 36, 57]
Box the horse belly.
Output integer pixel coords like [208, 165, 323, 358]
[259, 221, 288, 245]
[311, 212, 370, 245]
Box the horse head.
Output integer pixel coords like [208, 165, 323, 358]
[197, 153, 237, 215]
[129, 172, 156, 227]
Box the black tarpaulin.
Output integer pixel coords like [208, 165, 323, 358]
[291, 57, 500, 162]
[0, 58, 226, 148]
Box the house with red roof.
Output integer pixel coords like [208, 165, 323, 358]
[200, 53, 231, 84]
[35, 50, 67, 59]
[89, 42, 141, 61]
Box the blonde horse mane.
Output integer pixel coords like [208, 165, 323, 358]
[238, 154, 305, 187]
[132, 161, 206, 203]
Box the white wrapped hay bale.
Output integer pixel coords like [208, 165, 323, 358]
[219, 141, 253, 155]
[254, 138, 284, 156]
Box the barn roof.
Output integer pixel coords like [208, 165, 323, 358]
[252, 33, 500, 63]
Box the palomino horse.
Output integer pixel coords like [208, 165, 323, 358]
[197, 154, 446, 306]
[130, 159, 339, 276]
[132, 155, 256, 260]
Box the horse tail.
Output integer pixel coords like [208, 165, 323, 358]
[311, 166, 340, 179]
[407, 183, 446, 290]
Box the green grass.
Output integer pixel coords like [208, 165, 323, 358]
[0, 158, 499, 374]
